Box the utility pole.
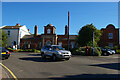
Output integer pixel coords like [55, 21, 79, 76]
[68, 11, 70, 50]
[93, 31, 94, 55]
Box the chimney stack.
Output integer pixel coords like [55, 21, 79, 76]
[16, 23, 20, 26]
[28, 29, 30, 32]
[65, 25, 68, 35]
[34, 25, 38, 36]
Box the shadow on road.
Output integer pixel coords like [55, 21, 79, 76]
[19, 57, 64, 62]
[49, 74, 120, 80]
[90, 63, 120, 70]
[1, 74, 120, 80]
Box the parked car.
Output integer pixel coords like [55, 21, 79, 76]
[110, 49, 116, 54]
[41, 45, 72, 61]
[0, 47, 10, 60]
[101, 48, 115, 56]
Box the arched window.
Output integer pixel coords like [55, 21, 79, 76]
[46, 40, 51, 45]
[47, 29, 51, 34]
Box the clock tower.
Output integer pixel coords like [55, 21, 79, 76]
[41, 24, 57, 47]
[44, 24, 56, 35]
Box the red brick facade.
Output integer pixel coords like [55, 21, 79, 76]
[20, 24, 77, 49]
[98, 24, 119, 48]
[20, 24, 119, 49]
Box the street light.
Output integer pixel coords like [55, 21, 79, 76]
[93, 31, 95, 55]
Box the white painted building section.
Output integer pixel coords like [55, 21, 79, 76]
[119, 28, 120, 45]
[1, 24, 31, 48]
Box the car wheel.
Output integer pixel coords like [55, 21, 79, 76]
[41, 53, 46, 59]
[103, 52, 109, 56]
[52, 55, 57, 61]
[5, 57, 8, 59]
[65, 58, 70, 60]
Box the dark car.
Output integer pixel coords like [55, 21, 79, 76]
[0, 47, 10, 60]
[101, 48, 112, 56]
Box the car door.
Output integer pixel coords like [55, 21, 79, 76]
[47, 46, 53, 57]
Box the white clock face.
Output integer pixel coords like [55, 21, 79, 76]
[47, 29, 51, 34]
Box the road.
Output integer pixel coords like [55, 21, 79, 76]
[2, 52, 120, 80]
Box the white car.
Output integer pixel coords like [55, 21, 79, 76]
[41, 45, 72, 61]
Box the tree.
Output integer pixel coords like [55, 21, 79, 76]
[0, 30, 8, 47]
[77, 24, 102, 47]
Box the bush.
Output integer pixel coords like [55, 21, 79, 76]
[112, 46, 118, 50]
[7, 48, 13, 52]
[71, 47, 86, 55]
[89, 47, 102, 56]
[94, 47, 101, 56]
[105, 46, 111, 49]
[116, 49, 120, 54]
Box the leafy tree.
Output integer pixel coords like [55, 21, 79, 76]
[77, 24, 102, 47]
[0, 30, 8, 47]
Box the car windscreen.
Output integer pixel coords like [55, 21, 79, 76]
[53, 46, 64, 51]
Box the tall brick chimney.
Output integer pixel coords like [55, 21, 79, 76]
[34, 25, 37, 36]
[16, 23, 20, 26]
[65, 25, 68, 35]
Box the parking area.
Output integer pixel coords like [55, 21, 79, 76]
[1, 52, 120, 80]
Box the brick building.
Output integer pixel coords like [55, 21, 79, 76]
[98, 24, 119, 48]
[20, 24, 77, 49]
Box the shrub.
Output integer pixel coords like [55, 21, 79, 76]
[112, 46, 118, 50]
[94, 47, 101, 56]
[87, 47, 101, 56]
[116, 49, 120, 54]
[7, 48, 13, 52]
[105, 46, 111, 49]
[71, 47, 86, 55]
[33, 49, 37, 53]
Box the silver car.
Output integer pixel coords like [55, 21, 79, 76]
[41, 45, 72, 60]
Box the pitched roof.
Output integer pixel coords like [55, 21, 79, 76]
[2, 26, 22, 29]
[44, 24, 56, 29]
[22, 34, 41, 39]
[58, 35, 77, 40]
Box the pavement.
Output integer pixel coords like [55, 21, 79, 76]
[0, 67, 9, 80]
[1, 52, 120, 80]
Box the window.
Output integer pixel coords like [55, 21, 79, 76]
[109, 43, 113, 48]
[46, 41, 51, 45]
[58, 42, 62, 46]
[71, 42, 75, 48]
[8, 31, 10, 36]
[47, 29, 51, 34]
[108, 33, 113, 39]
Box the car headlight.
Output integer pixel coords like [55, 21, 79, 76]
[108, 51, 112, 54]
[57, 51, 62, 54]
[68, 52, 71, 55]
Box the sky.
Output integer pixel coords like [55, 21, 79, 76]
[2, 2, 118, 35]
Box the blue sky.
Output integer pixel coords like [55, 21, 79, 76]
[2, 2, 118, 35]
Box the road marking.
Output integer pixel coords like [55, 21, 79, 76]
[0, 63, 18, 80]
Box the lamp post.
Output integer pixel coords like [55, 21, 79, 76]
[68, 11, 70, 50]
[93, 31, 95, 55]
